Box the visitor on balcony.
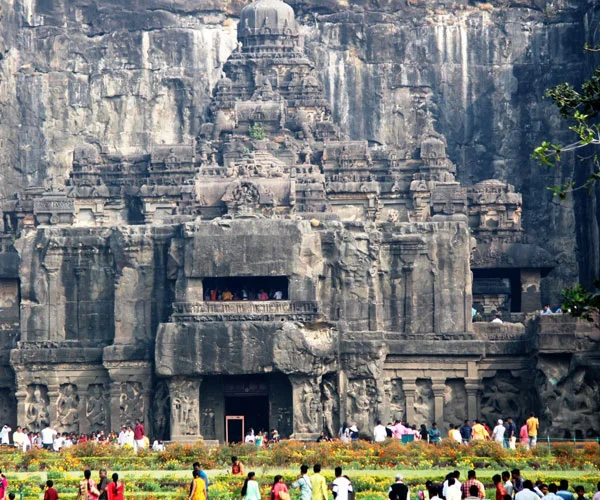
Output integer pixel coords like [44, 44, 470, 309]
[222, 289, 233, 301]
[259, 289, 269, 301]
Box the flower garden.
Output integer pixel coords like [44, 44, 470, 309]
[1, 440, 599, 500]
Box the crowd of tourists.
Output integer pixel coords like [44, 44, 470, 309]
[203, 288, 285, 301]
[363, 414, 541, 448]
[0, 420, 169, 453]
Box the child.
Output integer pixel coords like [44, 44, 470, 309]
[44, 480, 59, 500]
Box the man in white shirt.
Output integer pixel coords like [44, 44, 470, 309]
[502, 471, 514, 497]
[53, 433, 64, 452]
[373, 420, 387, 443]
[118, 425, 127, 447]
[443, 472, 461, 498]
[12, 426, 23, 449]
[492, 420, 506, 446]
[125, 426, 135, 447]
[516, 481, 541, 500]
[445, 478, 461, 500]
[0, 425, 11, 445]
[332, 467, 353, 500]
[41, 425, 57, 450]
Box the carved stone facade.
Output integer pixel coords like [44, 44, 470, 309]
[0, 0, 596, 442]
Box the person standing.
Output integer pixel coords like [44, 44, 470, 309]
[44, 480, 59, 500]
[270, 476, 289, 500]
[332, 468, 353, 500]
[41, 424, 57, 450]
[471, 421, 489, 442]
[592, 482, 600, 500]
[78, 470, 99, 500]
[188, 470, 207, 500]
[241, 472, 261, 500]
[373, 420, 387, 443]
[526, 413, 539, 448]
[512, 470, 524, 495]
[557, 481, 575, 500]
[0, 469, 8, 500]
[0, 425, 11, 446]
[192, 462, 209, 499]
[311, 464, 328, 500]
[97, 470, 109, 500]
[506, 418, 517, 450]
[459, 420, 472, 445]
[292, 465, 312, 500]
[519, 423, 529, 449]
[460, 471, 485, 499]
[446, 478, 461, 500]
[492, 420, 506, 446]
[516, 481, 540, 500]
[133, 419, 145, 452]
[106, 473, 124, 500]
[493, 475, 508, 500]
[388, 474, 409, 500]
[429, 423, 441, 444]
[502, 472, 513, 497]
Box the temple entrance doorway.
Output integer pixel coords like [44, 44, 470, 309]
[225, 395, 269, 442]
[200, 373, 293, 443]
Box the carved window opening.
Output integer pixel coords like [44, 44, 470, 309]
[472, 268, 521, 314]
[202, 276, 289, 301]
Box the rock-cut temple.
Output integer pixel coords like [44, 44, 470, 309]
[0, 0, 598, 442]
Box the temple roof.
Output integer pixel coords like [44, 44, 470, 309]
[239, 0, 298, 49]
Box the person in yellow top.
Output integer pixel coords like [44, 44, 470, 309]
[471, 420, 490, 441]
[222, 289, 233, 301]
[189, 470, 207, 500]
[526, 413, 539, 448]
[310, 464, 329, 500]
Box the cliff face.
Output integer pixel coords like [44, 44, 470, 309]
[0, 0, 597, 298]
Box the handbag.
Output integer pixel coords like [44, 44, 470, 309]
[279, 491, 291, 500]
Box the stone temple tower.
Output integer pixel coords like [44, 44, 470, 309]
[0, 0, 596, 443]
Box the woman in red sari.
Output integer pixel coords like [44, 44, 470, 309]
[106, 473, 124, 500]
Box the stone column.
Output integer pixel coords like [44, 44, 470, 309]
[108, 382, 122, 430]
[47, 384, 60, 427]
[465, 382, 480, 419]
[77, 386, 89, 434]
[403, 263, 414, 334]
[404, 381, 416, 425]
[168, 377, 202, 443]
[15, 380, 27, 430]
[432, 380, 446, 426]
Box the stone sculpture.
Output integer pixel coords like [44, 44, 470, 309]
[86, 384, 107, 433]
[56, 384, 80, 433]
[119, 382, 144, 425]
[25, 385, 50, 430]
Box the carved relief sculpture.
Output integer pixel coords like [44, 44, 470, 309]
[119, 382, 144, 425]
[56, 384, 80, 433]
[25, 385, 50, 430]
[86, 384, 106, 433]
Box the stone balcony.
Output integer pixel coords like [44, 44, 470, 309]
[170, 300, 320, 322]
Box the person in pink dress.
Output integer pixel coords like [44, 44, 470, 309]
[270, 476, 289, 500]
[519, 423, 529, 450]
[106, 473, 124, 500]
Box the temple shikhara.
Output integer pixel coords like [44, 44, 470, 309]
[0, 0, 598, 442]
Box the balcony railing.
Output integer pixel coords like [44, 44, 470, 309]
[170, 300, 320, 322]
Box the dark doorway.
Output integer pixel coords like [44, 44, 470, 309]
[472, 268, 522, 312]
[225, 395, 269, 442]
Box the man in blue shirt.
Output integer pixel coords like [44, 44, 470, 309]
[557, 480, 575, 500]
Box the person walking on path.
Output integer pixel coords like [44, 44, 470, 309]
[311, 465, 328, 500]
[270, 476, 289, 500]
[241, 472, 261, 500]
[388, 474, 409, 500]
[526, 413, 539, 448]
[189, 470, 207, 500]
[292, 465, 312, 500]
[332, 467, 353, 500]
[78, 470, 100, 500]
[493, 475, 508, 500]
[133, 420, 145, 452]
[106, 474, 124, 500]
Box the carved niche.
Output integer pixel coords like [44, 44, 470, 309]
[86, 384, 107, 433]
[346, 379, 373, 433]
[481, 371, 527, 426]
[0, 389, 16, 427]
[443, 379, 467, 428]
[413, 379, 434, 425]
[56, 383, 80, 433]
[152, 381, 170, 440]
[25, 384, 50, 430]
[295, 379, 321, 434]
[119, 382, 144, 425]
[321, 376, 339, 438]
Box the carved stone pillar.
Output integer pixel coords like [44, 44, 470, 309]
[432, 380, 445, 426]
[465, 382, 480, 419]
[77, 386, 89, 434]
[108, 382, 122, 430]
[15, 379, 27, 430]
[167, 377, 202, 442]
[403, 263, 414, 334]
[404, 381, 416, 425]
[47, 384, 60, 427]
